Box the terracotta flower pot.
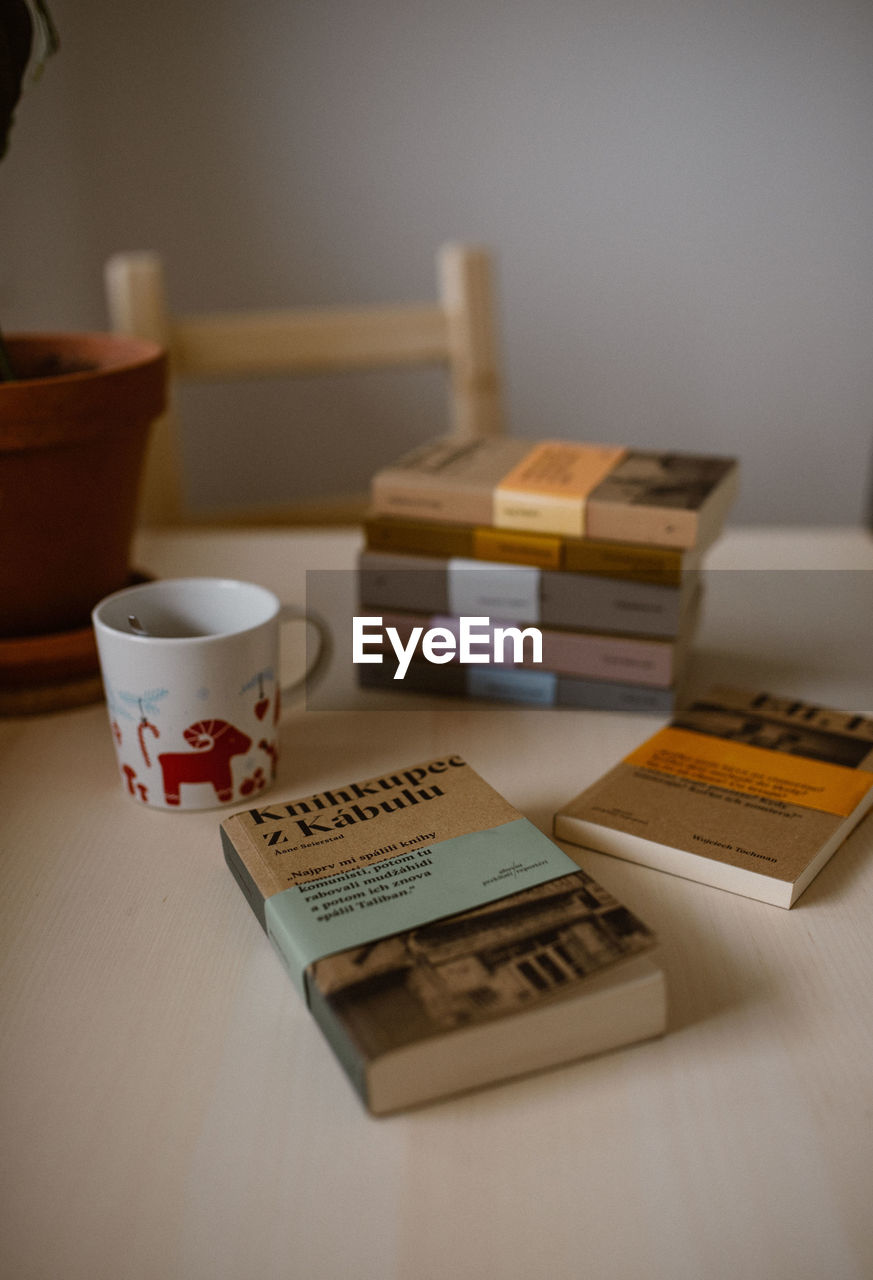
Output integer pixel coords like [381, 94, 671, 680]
[0, 332, 168, 638]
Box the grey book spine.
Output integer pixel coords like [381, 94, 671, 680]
[358, 550, 688, 637]
[358, 660, 677, 714]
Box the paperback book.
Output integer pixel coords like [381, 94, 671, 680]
[359, 549, 696, 637]
[366, 603, 700, 688]
[221, 755, 666, 1114]
[554, 687, 873, 907]
[357, 659, 679, 715]
[364, 514, 703, 583]
[370, 436, 738, 548]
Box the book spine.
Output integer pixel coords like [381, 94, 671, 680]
[585, 501, 699, 549]
[220, 825, 268, 929]
[561, 540, 686, 585]
[376, 610, 678, 687]
[555, 675, 676, 714]
[305, 980, 371, 1108]
[364, 517, 474, 559]
[365, 516, 689, 583]
[493, 489, 586, 538]
[358, 551, 686, 636]
[472, 526, 564, 569]
[358, 660, 555, 705]
[358, 658, 676, 713]
[467, 666, 558, 706]
[540, 569, 683, 636]
[534, 624, 675, 685]
[220, 824, 375, 1105]
[358, 551, 451, 616]
[493, 442, 628, 538]
[358, 658, 468, 697]
[370, 475, 493, 526]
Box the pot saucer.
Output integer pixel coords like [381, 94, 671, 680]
[0, 570, 150, 715]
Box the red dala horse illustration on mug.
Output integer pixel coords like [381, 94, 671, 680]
[158, 719, 253, 806]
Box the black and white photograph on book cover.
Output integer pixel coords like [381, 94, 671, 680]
[590, 452, 737, 510]
[672, 692, 873, 769]
[309, 870, 655, 1055]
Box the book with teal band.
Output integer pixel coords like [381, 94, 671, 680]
[221, 754, 667, 1114]
[263, 816, 577, 999]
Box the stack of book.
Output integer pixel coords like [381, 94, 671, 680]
[357, 437, 739, 713]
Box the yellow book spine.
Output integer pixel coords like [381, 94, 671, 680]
[472, 526, 563, 569]
[562, 541, 685, 585]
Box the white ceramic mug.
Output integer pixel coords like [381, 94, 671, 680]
[92, 577, 331, 811]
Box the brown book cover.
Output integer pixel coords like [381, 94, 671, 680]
[369, 436, 738, 549]
[554, 688, 873, 908]
[221, 754, 665, 1113]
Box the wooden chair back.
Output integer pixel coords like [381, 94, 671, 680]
[104, 243, 504, 525]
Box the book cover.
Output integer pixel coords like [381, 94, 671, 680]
[369, 436, 738, 548]
[364, 514, 702, 583]
[221, 755, 666, 1113]
[585, 451, 740, 548]
[368, 604, 700, 688]
[554, 688, 873, 907]
[357, 659, 679, 715]
[358, 549, 695, 637]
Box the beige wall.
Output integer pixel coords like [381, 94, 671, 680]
[3, 0, 872, 522]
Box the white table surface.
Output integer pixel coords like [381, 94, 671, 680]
[2, 525, 872, 1280]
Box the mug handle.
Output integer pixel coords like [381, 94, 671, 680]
[278, 604, 333, 700]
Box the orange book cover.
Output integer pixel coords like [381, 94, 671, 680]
[494, 441, 628, 537]
[554, 687, 873, 907]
